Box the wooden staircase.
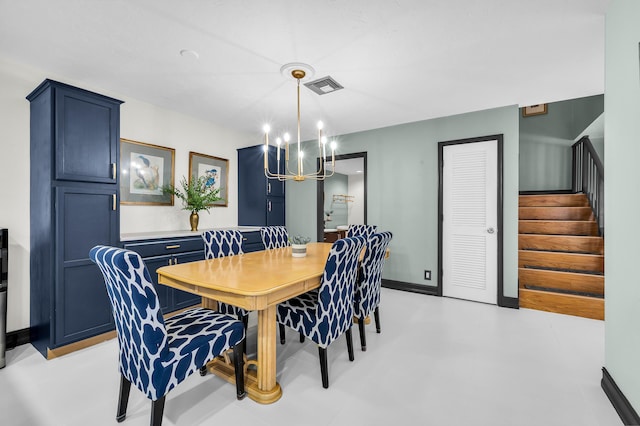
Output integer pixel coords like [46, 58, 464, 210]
[518, 193, 604, 320]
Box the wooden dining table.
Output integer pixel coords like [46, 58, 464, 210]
[156, 242, 333, 404]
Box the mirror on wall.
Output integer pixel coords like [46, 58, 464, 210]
[316, 152, 367, 242]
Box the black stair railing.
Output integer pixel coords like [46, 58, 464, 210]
[572, 136, 604, 236]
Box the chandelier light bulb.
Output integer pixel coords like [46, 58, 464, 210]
[263, 124, 271, 134]
[284, 133, 291, 142]
[276, 137, 282, 146]
[317, 121, 324, 130]
[330, 141, 337, 151]
[321, 136, 327, 144]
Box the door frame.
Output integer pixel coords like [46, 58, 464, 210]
[437, 135, 505, 305]
[316, 152, 368, 242]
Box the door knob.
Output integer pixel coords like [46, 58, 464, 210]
[487, 227, 495, 234]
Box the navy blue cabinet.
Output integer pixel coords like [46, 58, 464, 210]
[241, 230, 265, 253]
[28, 80, 122, 357]
[122, 236, 203, 312]
[238, 145, 285, 226]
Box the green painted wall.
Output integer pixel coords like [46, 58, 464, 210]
[519, 94, 604, 191]
[286, 105, 519, 298]
[604, 0, 640, 414]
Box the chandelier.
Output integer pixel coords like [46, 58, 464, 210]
[263, 64, 336, 182]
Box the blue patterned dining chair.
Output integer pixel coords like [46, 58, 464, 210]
[260, 226, 290, 249]
[354, 231, 393, 351]
[347, 224, 378, 239]
[277, 236, 366, 388]
[201, 230, 249, 328]
[89, 245, 245, 426]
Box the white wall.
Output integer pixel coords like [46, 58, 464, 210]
[0, 57, 255, 332]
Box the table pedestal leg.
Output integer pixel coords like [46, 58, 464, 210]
[204, 304, 282, 404]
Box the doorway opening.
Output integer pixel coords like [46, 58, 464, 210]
[438, 135, 504, 304]
[316, 152, 367, 242]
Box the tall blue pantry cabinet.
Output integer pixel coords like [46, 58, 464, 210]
[238, 145, 286, 226]
[28, 80, 123, 358]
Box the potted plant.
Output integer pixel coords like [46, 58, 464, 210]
[163, 175, 223, 231]
[289, 235, 311, 257]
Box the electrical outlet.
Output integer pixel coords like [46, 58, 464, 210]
[424, 270, 431, 280]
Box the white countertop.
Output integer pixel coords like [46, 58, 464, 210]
[120, 226, 262, 242]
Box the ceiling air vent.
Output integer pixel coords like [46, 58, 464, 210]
[304, 76, 344, 95]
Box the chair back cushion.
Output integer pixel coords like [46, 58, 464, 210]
[201, 230, 248, 317]
[89, 245, 170, 400]
[315, 236, 366, 346]
[260, 226, 290, 249]
[202, 229, 244, 259]
[355, 232, 393, 318]
[347, 224, 378, 239]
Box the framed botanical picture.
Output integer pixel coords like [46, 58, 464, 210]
[189, 151, 228, 207]
[120, 138, 175, 205]
[522, 104, 548, 117]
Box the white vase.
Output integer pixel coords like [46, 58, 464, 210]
[291, 244, 307, 257]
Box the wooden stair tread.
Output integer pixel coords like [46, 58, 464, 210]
[519, 193, 590, 207]
[519, 206, 594, 221]
[518, 220, 599, 236]
[519, 250, 604, 273]
[518, 234, 603, 255]
[519, 288, 604, 320]
[518, 267, 604, 295]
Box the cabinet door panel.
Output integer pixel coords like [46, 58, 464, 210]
[54, 261, 113, 345]
[57, 187, 118, 261]
[55, 86, 118, 183]
[54, 186, 118, 346]
[173, 251, 204, 309]
[267, 147, 285, 197]
[238, 146, 267, 225]
[267, 197, 285, 226]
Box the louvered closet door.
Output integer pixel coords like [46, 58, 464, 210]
[442, 140, 497, 304]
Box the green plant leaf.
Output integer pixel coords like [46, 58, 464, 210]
[162, 175, 224, 213]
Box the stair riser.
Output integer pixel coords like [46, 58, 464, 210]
[518, 268, 604, 296]
[519, 235, 603, 255]
[519, 194, 590, 207]
[519, 207, 593, 221]
[519, 288, 604, 320]
[518, 221, 599, 236]
[518, 250, 604, 273]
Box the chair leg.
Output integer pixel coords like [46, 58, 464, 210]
[116, 375, 131, 423]
[318, 346, 329, 389]
[345, 328, 355, 361]
[374, 307, 381, 333]
[299, 332, 305, 343]
[357, 317, 367, 351]
[233, 339, 247, 400]
[150, 396, 165, 426]
[279, 323, 286, 344]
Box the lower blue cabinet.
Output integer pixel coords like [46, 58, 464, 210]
[123, 230, 264, 313]
[123, 236, 203, 313]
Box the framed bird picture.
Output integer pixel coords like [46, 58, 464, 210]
[188, 151, 229, 207]
[120, 138, 175, 205]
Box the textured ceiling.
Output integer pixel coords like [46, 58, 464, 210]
[0, 0, 610, 142]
